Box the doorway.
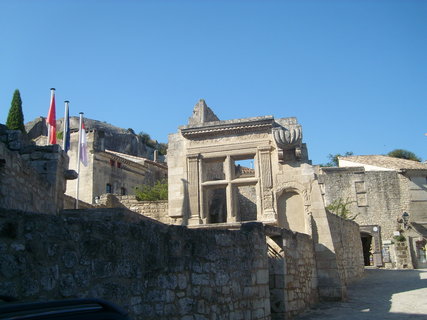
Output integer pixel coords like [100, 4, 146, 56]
[361, 232, 373, 266]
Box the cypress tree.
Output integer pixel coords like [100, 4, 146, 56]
[6, 89, 26, 133]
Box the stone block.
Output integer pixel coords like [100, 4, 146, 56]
[192, 273, 209, 286]
[256, 269, 269, 285]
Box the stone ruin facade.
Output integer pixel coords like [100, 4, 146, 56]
[168, 100, 312, 227]
[168, 100, 364, 304]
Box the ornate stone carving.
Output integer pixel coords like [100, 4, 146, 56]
[182, 117, 274, 139]
[272, 118, 303, 162]
[273, 124, 302, 149]
[187, 154, 201, 224]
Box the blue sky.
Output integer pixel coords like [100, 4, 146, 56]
[0, 0, 426, 164]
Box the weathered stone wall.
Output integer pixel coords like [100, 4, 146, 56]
[0, 208, 271, 320]
[0, 126, 69, 214]
[237, 185, 258, 221]
[325, 211, 365, 285]
[318, 168, 404, 242]
[97, 194, 175, 224]
[63, 195, 95, 210]
[267, 227, 318, 319]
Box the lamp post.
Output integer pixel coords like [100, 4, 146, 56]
[402, 212, 410, 229]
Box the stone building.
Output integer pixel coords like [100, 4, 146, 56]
[167, 100, 364, 307]
[318, 155, 427, 269]
[26, 117, 168, 205]
[65, 129, 167, 205]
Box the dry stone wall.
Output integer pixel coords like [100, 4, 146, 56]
[267, 227, 318, 319]
[0, 208, 271, 320]
[0, 126, 69, 214]
[318, 168, 404, 242]
[96, 194, 175, 224]
[325, 211, 365, 285]
[63, 195, 95, 210]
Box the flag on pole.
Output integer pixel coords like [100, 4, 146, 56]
[63, 101, 70, 152]
[79, 119, 88, 166]
[47, 88, 56, 144]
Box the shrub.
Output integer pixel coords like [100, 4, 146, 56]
[134, 180, 168, 201]
[326, 198, 359, 220]
[393, 234, 406, 242]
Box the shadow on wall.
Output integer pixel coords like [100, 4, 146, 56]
[236, 188, 257, 221]
[310, 217, 347, 301]
[181, 178, 189, 226]
[267, 236, 288, 319]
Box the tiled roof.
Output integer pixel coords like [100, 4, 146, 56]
[338, 155, 427, 171]
[104, 149, 167, 169]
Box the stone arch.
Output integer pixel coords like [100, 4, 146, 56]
[276, 182, 310, 234]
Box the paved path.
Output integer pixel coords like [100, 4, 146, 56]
[295, 268, 427, 320]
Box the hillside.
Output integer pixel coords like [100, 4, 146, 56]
[25, 117, 166, 160]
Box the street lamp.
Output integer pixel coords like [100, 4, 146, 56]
[402, 212, 410, 229]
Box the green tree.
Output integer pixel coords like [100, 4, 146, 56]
[138, 131, 151, 144]
[156, 142, 168, 155]
[387, 149, 421, 162]
[322, 151, 353, 167]
[6, 89, 26, 133]
[138, 131, 167, 155]
[134, 180, 168, 201]
[326, 198, 358, 220]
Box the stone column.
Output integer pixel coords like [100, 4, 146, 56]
[258, 146, 275, 220]
[187, 154, 201, 225]
[225, 155, 236, 223]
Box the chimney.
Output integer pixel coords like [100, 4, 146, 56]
[154, 150, 158, 162]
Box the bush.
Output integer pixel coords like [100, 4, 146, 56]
[326, 198, 359, 220]
[134, 180, 168, 201]
[393, 234, 406, 242]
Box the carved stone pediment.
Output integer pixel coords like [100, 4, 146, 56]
[181, 117, 274, 139]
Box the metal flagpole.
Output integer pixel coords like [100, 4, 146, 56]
[63, 101, 69, 151]
[75, 112, 83, 209]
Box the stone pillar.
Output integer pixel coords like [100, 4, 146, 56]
[225, 155, 236, 222]
[258, 146, 275, 221]
[187, 154, 201, 225]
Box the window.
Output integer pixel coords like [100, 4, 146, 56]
[120, 187, 126, 195]
[110, 159, 115, 167]
[201, 154, 258, 223]
[355, 181, 367, 207]
[106, 183, 112, 194]
[234, 158, 255, 178]
[117, 162, 122, 168]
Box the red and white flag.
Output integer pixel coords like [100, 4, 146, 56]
[47, 88, 56, 144]
[79, 121, 88, 166]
